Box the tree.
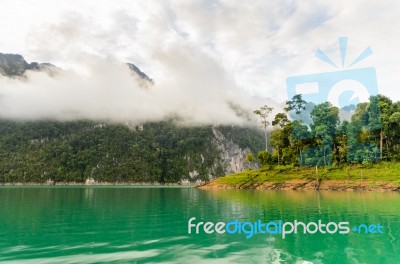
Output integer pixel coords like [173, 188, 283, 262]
[285, 94, 307, 114]
[310, 102, 339, 134]
[314, 124, 333, 166]
[290, 120, 310, 165]
[388, 111, 400, 159]
[271, 129, 285, 164]
[351, 102, 369, 125]
[334, 121, 349, 164]
[310, 102, 339, 166]
[271, 113, 291, 164]
[367, 96, 381, 160]
[254, 105, 273, 152]
[257, 150, 274, 166]
[272, 113, 290, 128]
[368, 95, 392, 160]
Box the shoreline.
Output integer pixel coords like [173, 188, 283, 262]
[199, 178, 400, 192]
[2, 179, 400, 191]
[0, 181, 197, 187]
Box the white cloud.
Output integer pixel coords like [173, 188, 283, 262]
[0, 0, 399, 123]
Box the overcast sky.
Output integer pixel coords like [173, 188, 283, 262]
[0, 0, 399, 122]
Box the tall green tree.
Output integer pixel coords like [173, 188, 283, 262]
[285, 94, 307, 114]
[368, 95, 392, 160]
[254, 105, 273, 152]
[271, 113, 291, 164]
[289, 120, 310, 165]
[310, 102, 339, 166]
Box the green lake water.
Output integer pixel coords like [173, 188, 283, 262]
[0, 187, 399, 263]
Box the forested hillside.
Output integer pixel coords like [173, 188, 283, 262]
[0, 120, 264, 183]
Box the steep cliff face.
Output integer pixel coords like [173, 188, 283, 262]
[212, 127, 259, 175]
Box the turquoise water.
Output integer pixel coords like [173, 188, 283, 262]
[0, 187, 399, 263]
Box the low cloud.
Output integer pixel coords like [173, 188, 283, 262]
[0, 47, 279, 125]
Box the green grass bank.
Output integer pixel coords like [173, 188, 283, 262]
[200, 162, 400, 191]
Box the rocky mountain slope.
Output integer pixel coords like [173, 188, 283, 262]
[0, 53, 58, 76]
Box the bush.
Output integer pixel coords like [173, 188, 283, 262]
[257, 150, 276, 166]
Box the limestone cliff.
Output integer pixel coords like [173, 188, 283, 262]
[212, 127, 259, 176]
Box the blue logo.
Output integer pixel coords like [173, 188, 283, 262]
[287, 37, 378, 109]
[286, 37, 381, 165]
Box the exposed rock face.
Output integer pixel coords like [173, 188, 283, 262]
[127, 63, 153, 83]
[212, 127, 258, 175]
[0, 53, 58, 76]
[0, 53, 27, 76]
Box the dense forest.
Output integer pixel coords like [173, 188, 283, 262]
[255, 94, 400, 167]
[0, 121, 264, 183]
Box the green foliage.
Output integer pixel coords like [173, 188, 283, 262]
[0, 120, 265, 183]
[245, 153, 254, 162]
[285, 94, 307, 114]
[272, 113, 290, 128]
[2, 92, 400, 184]
[212, 162, 400, 188]
[257, 150, 276, 166]
[260, 93, 400, 167]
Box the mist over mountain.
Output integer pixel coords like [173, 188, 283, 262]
[0, 52, 279, 125]
[0, 52, 271, 183]
[0, 52, 152, 82]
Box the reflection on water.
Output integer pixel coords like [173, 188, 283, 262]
[0, 242, 309, 264]
[0, 187, 399, 263]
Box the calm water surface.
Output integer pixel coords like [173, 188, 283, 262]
[0, 187, 399, 263]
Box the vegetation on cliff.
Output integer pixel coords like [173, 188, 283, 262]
[0, 120, 264, 183]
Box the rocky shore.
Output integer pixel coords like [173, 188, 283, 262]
[199, 179, 400, 192]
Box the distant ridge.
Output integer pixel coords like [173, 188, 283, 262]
[0, 52, 153, 84]
[0, 53, 58, 76]
[127, 63, 153, 83]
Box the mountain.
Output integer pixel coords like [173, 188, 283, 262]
[127, 63, 153, 83]
[0, 53, 264, 184]
[0, 53, 58, 76]
[0, 53, 153, 84]
[0, 120, 263, 184]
